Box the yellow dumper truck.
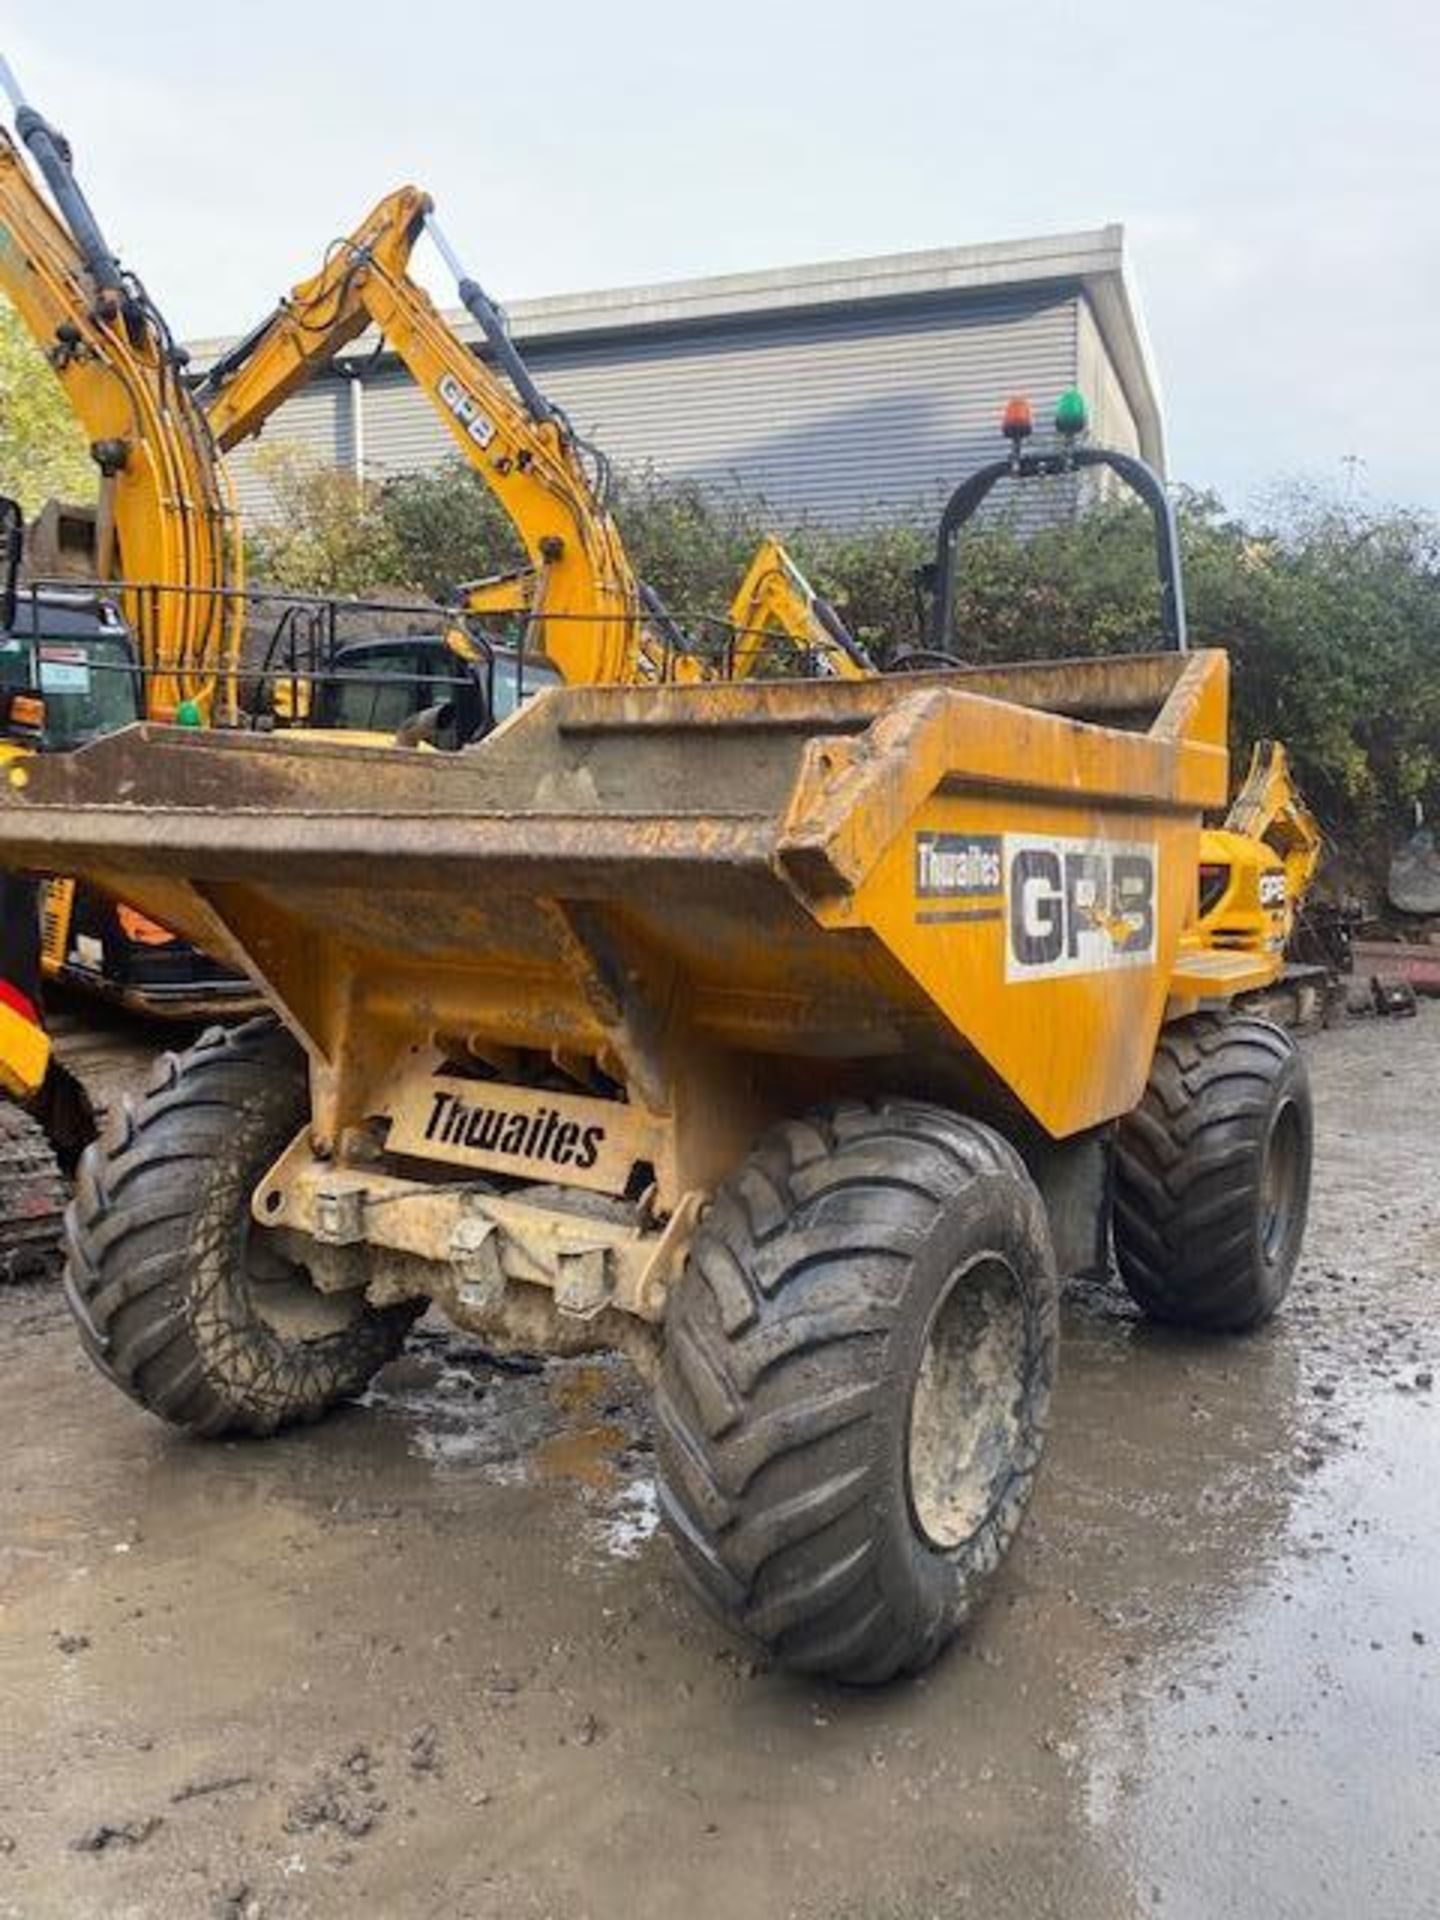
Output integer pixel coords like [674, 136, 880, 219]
[0, 444, 1312, 1678]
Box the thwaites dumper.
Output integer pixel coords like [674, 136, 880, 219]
[0, 643, 1313, 1682]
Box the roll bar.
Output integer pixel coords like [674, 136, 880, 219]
[925, 445, 1187, 654]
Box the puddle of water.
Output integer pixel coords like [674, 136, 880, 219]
[533, 1421, 628, 1489]
[1077, 1388, 1440, 1920]
[357, 1337, 656, 1560]
[361, 1360, 555, 1471]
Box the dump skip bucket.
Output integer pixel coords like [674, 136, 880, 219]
[0, 652, 1229, 1140]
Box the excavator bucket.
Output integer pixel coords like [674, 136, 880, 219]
[0, 649, 1229, 1164]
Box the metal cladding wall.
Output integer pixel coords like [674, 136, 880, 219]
[230, 383, 352, 509]
[224, 283, 1141, 528]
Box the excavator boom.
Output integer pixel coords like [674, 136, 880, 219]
[726, 535, 872, 680]
[1225, 740, 1324, 906]
[201, 190, 644, 688]
[0, 73, 241, 719]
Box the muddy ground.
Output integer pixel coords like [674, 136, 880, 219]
[1, 1012, 1437, 1920]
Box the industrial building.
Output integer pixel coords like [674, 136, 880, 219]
[194, 224, 1164, 527]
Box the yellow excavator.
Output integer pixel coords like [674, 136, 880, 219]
[1195, 738, 1329, 1011]
[200, 185, 649, 688]
[197, 186, 864, 708]
[717, 534, 872, 681]
[0, 62, 242, 714]
[439, 534, 872, 686]
[0, 58, 263, 1269]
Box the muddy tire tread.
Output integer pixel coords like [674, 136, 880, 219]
[656, 1100, 1057, 1684]
[64, 1018, 416, 1437]
[1114, 1012, 1310, 1330]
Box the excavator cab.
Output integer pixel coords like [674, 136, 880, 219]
[0, 494, 143, 751]
[0, 595, 143, 750]
[0, 501, 255, 1021]
[294, 632, 560, 750]
[308, 636, 487, 746]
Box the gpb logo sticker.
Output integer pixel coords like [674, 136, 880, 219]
[1004, 834, 1157, 981]
[438, 371, 496, 449]
[1259, 871, 1287, 909]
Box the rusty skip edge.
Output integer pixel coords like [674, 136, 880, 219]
[778, 655, 1228, 901]
[0, 652, 1230, 901]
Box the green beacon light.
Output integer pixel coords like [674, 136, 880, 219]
[174, 698, 204, 728]
[1055, 388, 1089, 440]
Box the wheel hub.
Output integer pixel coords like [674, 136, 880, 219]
[1261, 1097, 1304, 1266]
[907, 1254, 1028, 1550]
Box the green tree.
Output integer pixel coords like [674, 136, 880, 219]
[244, 444, 408, 595]
[0, 297, 96, 512]
[608, 466, 768, 615]
[379, 457, 770, 618]
[379, 461, 522, 600]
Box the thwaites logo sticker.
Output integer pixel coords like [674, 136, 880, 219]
[1259, 871, 1287, 909]
[384, 1073, 663, 1195]
[914, 833, 1004, 924]
[1004, 834, 1157, 980]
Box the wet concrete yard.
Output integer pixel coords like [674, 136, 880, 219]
[0, 1012, 1436, 1918]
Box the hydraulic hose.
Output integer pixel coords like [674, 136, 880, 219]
[0, 58, 125, 307]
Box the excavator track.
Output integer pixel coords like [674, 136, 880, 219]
[0, 997, 209, 1285]
[0, 1099, 67, 1282]
[46, 1001, 187, 1142]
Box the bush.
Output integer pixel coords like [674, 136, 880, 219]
[804, 488, 1440, 853]
[608, 466, 768, 616]
[0, 298, 97, 513]
[379, 463, 521, 600]
[244, 445, 407, 595]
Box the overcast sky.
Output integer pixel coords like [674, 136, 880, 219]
[7, 1, 1436, 514]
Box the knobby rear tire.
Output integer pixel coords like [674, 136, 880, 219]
[1113, 1012, 1312, 1331]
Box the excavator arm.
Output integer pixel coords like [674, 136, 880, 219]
[198, 195, 873, 696]
[0, 69, 241, 719]
[200, 188, 645, 687]
[725, 536, 872, 680]
[448, 535, 874, 685]
[1224, 740, 1324, 910]
[1194, 741, 1324, 963]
